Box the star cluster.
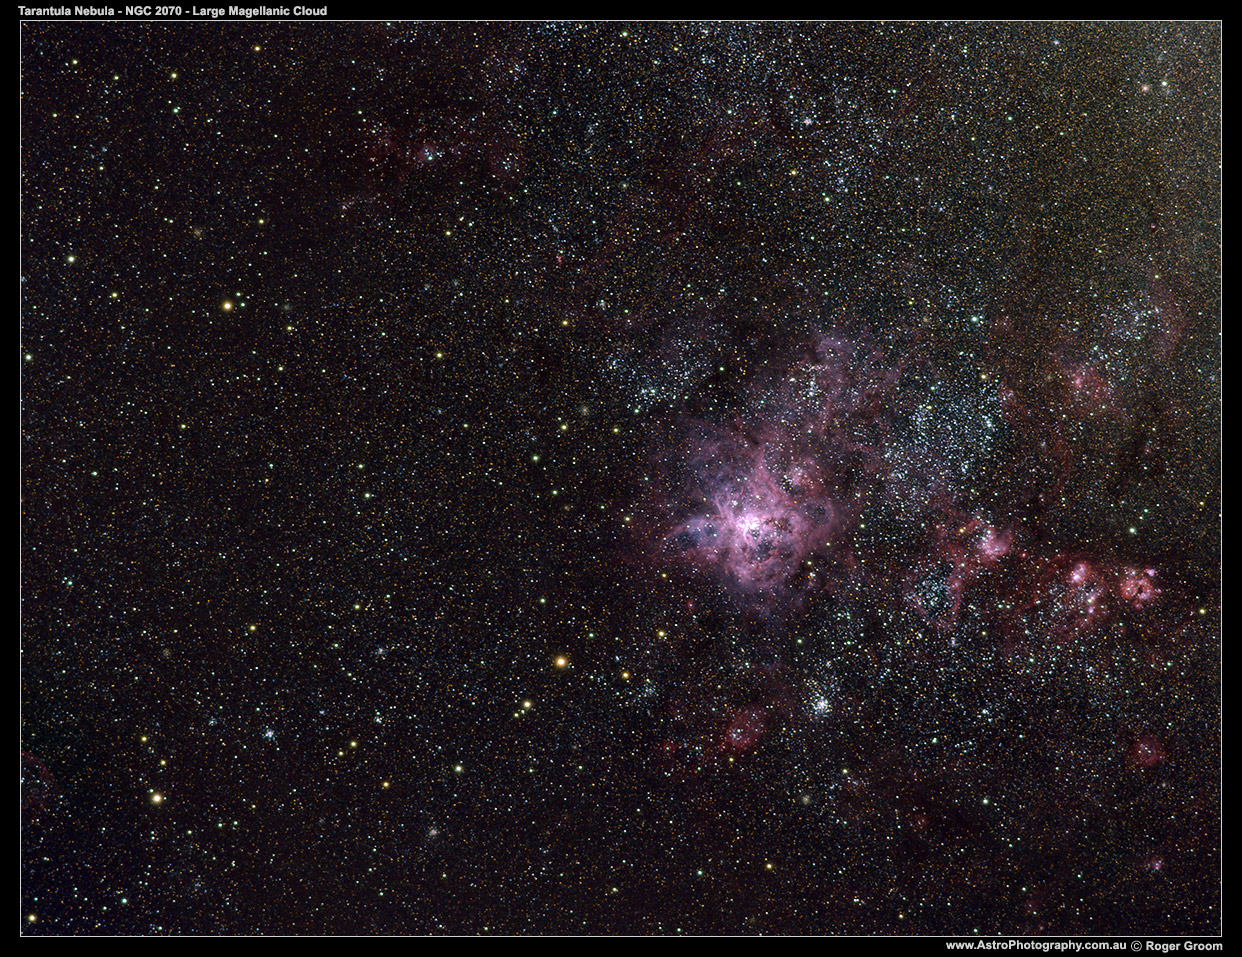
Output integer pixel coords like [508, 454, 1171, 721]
[21, 21, 1219, 935]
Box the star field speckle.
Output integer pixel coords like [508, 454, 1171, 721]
[21, 20, 1219, 936]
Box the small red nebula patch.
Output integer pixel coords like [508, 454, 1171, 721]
[1068, 560, 1094, 586]
[1128, 734, 1167, 768]
[976, 526, 1012, 564]
[722, 706, 769, 753]
[1117, 566, 1159, 609]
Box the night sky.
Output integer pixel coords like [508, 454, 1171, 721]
[20, 21, 1221, 936]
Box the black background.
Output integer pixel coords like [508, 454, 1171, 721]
[21, 21, 1220, 935]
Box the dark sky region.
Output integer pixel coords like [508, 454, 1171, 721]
[20, 20, 1220, 936]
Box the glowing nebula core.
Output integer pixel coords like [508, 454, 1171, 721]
[664, 430, 842, 595]
[641, 329, 890, 615]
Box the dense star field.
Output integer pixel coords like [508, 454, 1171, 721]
[20, 22, 1220, 935]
